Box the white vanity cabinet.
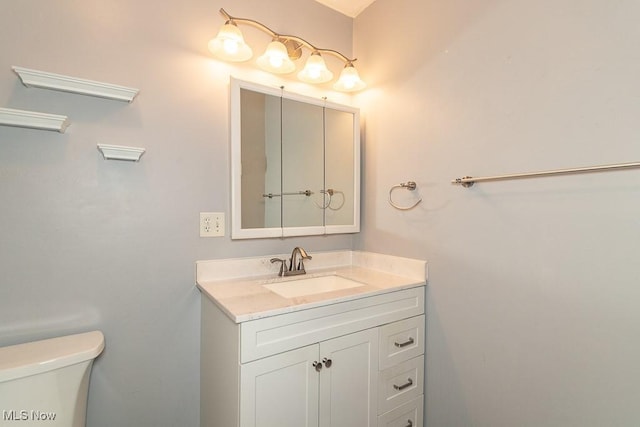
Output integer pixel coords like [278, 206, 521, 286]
[201, 285, 426, 427]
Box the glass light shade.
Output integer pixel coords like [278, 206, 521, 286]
[297, 52, 333, 84]
[256, 41, 296, 74]
[333, 64, 366, 92]
[208, 22, 253, 62]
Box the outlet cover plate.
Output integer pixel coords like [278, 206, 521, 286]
[200, 212, 225, 237]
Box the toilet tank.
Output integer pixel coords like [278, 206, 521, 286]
[0, 331, 104, 427]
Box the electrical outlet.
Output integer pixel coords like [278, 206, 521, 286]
[200, 212, 225, 237]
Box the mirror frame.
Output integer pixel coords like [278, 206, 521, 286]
[230, 78, 360, 239]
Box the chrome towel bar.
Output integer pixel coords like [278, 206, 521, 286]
[262, 190, 313, 198]
[452, 161, 640, 188]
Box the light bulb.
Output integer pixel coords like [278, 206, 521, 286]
[223, 38, 239, 55]
[269, 55, 283, 68]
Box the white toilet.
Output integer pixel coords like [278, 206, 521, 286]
[0, 330, 104, 427]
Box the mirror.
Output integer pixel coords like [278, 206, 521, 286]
[230, 78, 360, 239]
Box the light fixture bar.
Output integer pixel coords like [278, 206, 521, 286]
[211, 9, 366, 91]
[219, 8, 357, 64]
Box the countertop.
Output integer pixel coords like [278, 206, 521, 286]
[196, 251, 427, 323]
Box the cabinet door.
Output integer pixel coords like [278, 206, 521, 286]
[319, 328, 379, 427]
[240, 344, 319, 427]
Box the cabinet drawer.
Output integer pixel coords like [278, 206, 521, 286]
[378, 355, 424, 415]
[377, 396, 423, 427]
[379, 315, 424, 370]
[240, 287, 424, 363]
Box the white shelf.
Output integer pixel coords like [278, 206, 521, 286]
[97, 144, 145, 162]
[0, 107, 70, 133]
[13, 66, 139, 103]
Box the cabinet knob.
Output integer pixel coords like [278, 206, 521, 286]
[322, 357, 332, 368]
[312, 361, 323, 372]
[405, 420, 413, 427]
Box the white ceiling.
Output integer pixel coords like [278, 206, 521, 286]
[313, 0, 377, 17]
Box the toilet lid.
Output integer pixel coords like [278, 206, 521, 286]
[0, 330, 104, 383]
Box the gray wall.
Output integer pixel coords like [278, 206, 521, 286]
[354, 0, 640, 425]
[5, 0, 639, 426]
[0, 1, 353, 426]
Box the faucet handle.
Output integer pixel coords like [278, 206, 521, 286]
[270, 258, 287, 277]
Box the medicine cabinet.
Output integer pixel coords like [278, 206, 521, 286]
[230, 78, 360, 239]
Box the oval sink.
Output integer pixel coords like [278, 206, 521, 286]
[263, 275, 365, 298]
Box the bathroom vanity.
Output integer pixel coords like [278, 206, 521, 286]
[197, 251, 427, 427]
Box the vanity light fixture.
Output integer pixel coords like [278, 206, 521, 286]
[208, 8, 366, 92]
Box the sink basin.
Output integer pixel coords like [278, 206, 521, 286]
[263, 275, 365, 298]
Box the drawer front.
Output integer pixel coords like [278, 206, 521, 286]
[240, 286, 425, 363]
[377, 396, 424, 427]
[378, 355, 424, 414]
[379, 315, 425, 370]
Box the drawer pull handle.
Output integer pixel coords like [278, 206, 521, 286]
[394, 337, 415, 348]
[405, 421, 413, 427]
[313, 361, 323, 372]
[322, 357, 333, 368]
[393, 378, 413, 391]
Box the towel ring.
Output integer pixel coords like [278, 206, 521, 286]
[389, 181, 422, 210]
[314, 189, 332, 209]
[328, 189, 345, 211]
[313, 188, 346, 210]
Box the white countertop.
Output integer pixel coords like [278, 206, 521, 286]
[196, 251, 427, 323]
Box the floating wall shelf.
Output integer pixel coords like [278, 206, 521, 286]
[13, 66, 139, 103]
[97, 144, 146, 162]
[0, 107, 70, 133]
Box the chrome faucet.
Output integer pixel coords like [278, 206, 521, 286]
[288, 247, 312, 275]
[271, 247, 312, 277]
